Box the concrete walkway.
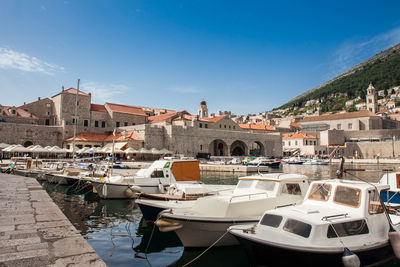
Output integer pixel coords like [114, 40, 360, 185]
[0, 173, 106, 267]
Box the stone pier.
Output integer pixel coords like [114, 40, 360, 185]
[0, 173, 106, 266]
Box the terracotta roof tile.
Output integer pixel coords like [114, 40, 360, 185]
[105, 103, 147, 116]
[0, 106, 38, 119]
[290, 122, 301, 127]
[282, 132, 316, 140]
[64, 88, 90, 96]
[90, 104, 107, 112]
[148, 111, 188, 123]
[199, 115, 226, 122]
[238, 123, 275, 131]
[301, 110, 376, 123]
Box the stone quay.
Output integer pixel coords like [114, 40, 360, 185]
[0, 173, 106, 266]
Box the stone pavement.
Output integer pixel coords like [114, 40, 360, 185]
[0, 173, 107, 267]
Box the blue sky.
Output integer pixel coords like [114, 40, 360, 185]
[1, 1, 400, 115]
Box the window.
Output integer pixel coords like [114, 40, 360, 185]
[237, 180, 253, 189]
[369, 99, 372, 103]
[101, 121, 105, 128]
[151, 170, 164, 178]
[368, 189, 384, 214]
[205, 124, 208, 128]
[94, 121, 99, 127]
[72, 118, 77, 125]
[224, 125, 226, 128]
[281, 183, 302, 195]
[337, 124, 342, 130]
[219, 124, 221, 128]
[11, 109, 16, 114]
[282, 142, 285, 146]
[314, 141, 317, 145]
[45, 119, 49, 125]
[308, 183, 331, 201]
[288, 141, 291, 146]
[327, 220, 369, 238]
[46, 111, 50, 116]
[295, 141, 298, 146]
[255, 181, 276, 191]
[124, 122, 128, 126]
[84, 120, 89, 127]
[46, 103, 51, 108]
[305, 140, 308, 145]
[260, 214, 283, 228]
[229, 125, 231, 129]
[233, 126, 235, 129]
[283, 219, 312, 238]
[116, 121, 120, 127]
[132, 123, 136, 126]
[334, 186, 361, 208]
[199, 123, 203, 128]
[348, 123, 352, 130]
[200, 145, 202, 150]
[26, 130, 32, 137]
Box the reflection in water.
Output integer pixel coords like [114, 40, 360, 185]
[40, 163, 400, 267]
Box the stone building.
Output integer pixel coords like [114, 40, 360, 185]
[366, 82, 378, 113]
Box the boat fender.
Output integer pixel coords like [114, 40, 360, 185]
[130, 185, 142, 192]
[155, 219, 183, 232]
[158, 180, 165, 194]
[124, 187, 135, 198]
[342, 247, 360, 267]
[389, 230, 400, 259]
[102, 183, 108, 198]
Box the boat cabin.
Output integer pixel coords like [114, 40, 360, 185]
[190, 173, 309, 218]
[135, 159, 200, 182]
[256, 180, 391, 249]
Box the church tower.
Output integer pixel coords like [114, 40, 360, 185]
[198, 100, 208, 119]
[366, 82, 378, 113]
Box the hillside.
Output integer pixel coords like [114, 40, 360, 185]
[278, 42, 400, 110]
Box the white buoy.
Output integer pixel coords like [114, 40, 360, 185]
[389, 230, 400, 259]
[342, 247, 360, 267]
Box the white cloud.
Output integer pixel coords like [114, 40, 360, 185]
[80, 81, 130, 103]
[331, 27, 400, 75]
[0, 47, 64, 75]
[169, 85, 200, 94]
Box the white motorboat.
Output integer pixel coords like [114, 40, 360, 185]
[155, 173, 309, 247]
[136, 183, 235, 222]
[303, 157, 328, 165]
[378, 171, 400, 205]
[90, 159, 201, 199]
[229, 179, 400, 267]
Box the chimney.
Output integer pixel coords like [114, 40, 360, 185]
[62, 86, 64, 91]
[88, 92, 91, 96]
[38, 97, 40, 101]
[24, 102, 26, 105]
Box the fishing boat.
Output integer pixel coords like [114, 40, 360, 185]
[229, 179, 400, 267]
[155, 173, 309, 247]
[90, 158, 201, 199]
[247, 157, 281, 168]
[303, 157, 328, 165]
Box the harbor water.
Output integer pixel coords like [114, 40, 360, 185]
[39, 163, 400, 267]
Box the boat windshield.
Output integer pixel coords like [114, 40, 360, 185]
[283, 219, 312, 238]
[255, 180, 276, 191]
[308, 183, 331, 201]
[150, 170, 165, 178]
[237, 180, 254, 189]
[333, 186, 361, 208]
[260, 214, 283, 228]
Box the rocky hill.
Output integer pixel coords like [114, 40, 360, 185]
[278, 42, 400, 110]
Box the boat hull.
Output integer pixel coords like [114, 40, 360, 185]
[91, 181, 164, 199]
[232, 233, 394, 267]
[162, 217, 257, 248]
[137, 202, 165, 222]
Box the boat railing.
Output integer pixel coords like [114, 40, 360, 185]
[229, 192, 268, 202]
[321, 213, 348, 221]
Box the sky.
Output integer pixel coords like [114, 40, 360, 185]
[1, 1, 400, 115]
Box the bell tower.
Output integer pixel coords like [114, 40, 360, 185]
[366, 82, 377, 113]
[198, 100, 208, 119]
